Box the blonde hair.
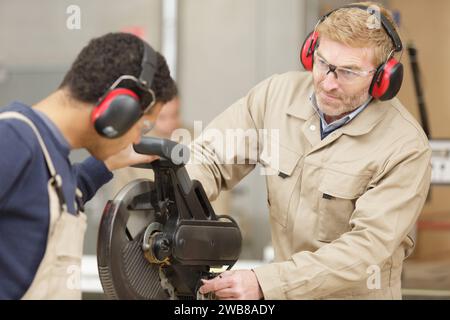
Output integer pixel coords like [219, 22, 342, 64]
[316, 2, 400, 67]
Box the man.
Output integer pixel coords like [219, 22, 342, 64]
[192, 3, 431, 299]
[0, 32, 177, 299]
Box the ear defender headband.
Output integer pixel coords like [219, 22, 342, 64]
[91, 41, 158, 138]
[300, 4, 404, 101]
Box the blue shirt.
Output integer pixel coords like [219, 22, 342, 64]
[310, 93, 372, 139]
[0, 102, 113, 299]
[34, 109, 71, 151]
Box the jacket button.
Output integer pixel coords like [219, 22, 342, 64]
[310, 125, 316, 131]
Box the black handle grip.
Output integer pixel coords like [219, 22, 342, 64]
[133, 137, 190, 166]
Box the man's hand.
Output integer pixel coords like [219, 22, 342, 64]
[104, 144, 159, 171]
[199, 270, 263, 300]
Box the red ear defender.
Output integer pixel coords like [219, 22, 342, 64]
[300, 31, 319, 71]
[369, 57, 404, 101]
[91, 41, 158, 139]
[91, 88, 141, 138]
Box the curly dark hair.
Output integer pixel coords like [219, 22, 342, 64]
[59, 32, 177, 106]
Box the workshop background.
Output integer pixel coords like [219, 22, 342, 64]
[0, 0, 449, 299]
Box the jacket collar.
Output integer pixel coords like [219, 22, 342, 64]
[286, 90, 389, 138]
[286, 92, 315, 120]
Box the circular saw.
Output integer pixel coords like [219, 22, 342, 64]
[97, 137, 242, 299]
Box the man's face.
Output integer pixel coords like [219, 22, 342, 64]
[312, 36, 377, 117]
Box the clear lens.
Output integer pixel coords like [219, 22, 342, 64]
[313, 55, 374, 84]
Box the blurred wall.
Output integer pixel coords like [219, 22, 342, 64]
[0, 0, 161, 69]
[0, 0, 161, 106]
[178, 0, 307, 125]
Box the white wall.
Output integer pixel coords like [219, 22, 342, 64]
[0, 0, 161, 69]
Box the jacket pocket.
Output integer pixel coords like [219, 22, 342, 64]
[261, 145, 302, 227]
[317, 169, 370, 242]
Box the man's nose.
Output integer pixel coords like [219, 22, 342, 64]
[321, 71, 340, 91]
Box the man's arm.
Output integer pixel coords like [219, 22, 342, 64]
[72, 157, 113, 204]
[73, 145, 158, 204]
[200, 140, 431, 299]
[253, 142, 431, 299]
[186, 76, 275, 201]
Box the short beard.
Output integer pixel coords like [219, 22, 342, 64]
[315, 85, 370, 117]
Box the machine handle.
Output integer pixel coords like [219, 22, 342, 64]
[133, 137, 190, 166]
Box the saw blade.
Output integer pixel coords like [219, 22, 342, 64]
[97, 179, 169, 300]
